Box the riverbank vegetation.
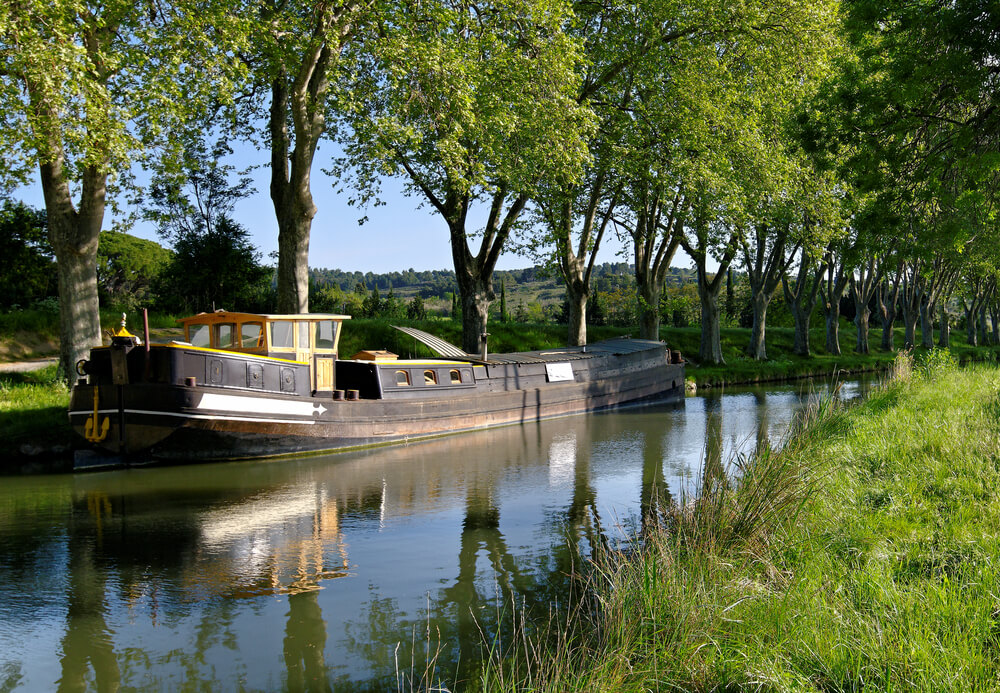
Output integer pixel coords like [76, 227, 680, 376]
[474, 354, 1000, 690]
[0, 365, 73, 470]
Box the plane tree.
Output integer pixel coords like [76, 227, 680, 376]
[662, 0, 840, 361]
[529, 0, 745, 345]
[0, 0, 246, 380]
[742, 162, 846, 360]
[839, 0, 1000, 351]
[257, 0, 372, 313]
[337, 0, 593, 353]
[782, 245, 828, 358]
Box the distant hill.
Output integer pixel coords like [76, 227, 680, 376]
[309, 263, 696, 300]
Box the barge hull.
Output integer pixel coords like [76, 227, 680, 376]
[69, 335, 684, 463]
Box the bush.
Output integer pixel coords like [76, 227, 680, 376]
[916, 347, 958, 379]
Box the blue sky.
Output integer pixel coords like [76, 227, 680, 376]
[15, 141, 635, 274]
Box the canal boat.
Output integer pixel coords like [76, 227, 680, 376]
[69, 311, 685, 466]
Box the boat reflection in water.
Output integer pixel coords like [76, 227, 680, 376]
[0, 379, 872, 691]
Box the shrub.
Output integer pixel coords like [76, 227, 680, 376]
[916, 347, 958, 379]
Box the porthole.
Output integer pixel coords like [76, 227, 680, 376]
[424, 370, 437, 385]
[395, 370, 410, 386]
[449, 369, 462, 384]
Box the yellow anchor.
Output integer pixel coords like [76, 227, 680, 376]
[84, 386, 110, 443]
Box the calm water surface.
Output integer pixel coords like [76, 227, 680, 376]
[0, 379, 873, 691]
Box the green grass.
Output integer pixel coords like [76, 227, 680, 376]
[0, 364, 73, 461]
[478, 358, 1000, 691]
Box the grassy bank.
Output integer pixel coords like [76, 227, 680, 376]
[0, 364, 74, 470]
[478, 354, 1000, 691]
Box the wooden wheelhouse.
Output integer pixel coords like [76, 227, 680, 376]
[176, 311, 350, 393]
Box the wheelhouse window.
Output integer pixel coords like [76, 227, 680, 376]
[423, 370, 437, 385]
[271, 321, 294, 350]
[316, 321, 336, 350]
[395, 370, 410, 386]
[215, 323, 236, 348]
[188, 324, 211, 347]
[297, 322, 310, 350]
[241, 322, 264, 348]
[449, 369, 462, 384]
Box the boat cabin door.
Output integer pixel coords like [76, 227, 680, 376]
[310, 319, 340, 393]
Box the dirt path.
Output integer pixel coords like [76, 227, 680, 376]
[0, 357, 59, 373]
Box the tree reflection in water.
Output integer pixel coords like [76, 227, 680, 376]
[701, 397, 726, 498]
[58, 494, 119, 693]
[284, 590, 329, 693]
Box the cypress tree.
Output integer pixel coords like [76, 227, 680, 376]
[500, 279, 508, 323]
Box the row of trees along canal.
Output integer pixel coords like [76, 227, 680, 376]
[3, 0, 1000, 380]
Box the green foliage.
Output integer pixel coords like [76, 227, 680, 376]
[0, 365, 71, 457]
[0, 201, 54, 311]
[916, 347, 958, 380]
[309, 282, 348, 314]
[156, 216, 273, 314]
[342, 0, 593, 201]
[361, 285, 382, 318]
[96, 231, 172, 312]
[406, 295, 428, 321]
[660, 283, 699, 328]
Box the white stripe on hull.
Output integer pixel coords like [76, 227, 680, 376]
[195, 392, 327, 417]
[69, 408, 318, 426]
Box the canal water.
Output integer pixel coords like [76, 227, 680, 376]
[0, 378, 873, 691]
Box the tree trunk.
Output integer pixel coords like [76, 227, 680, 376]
[631, 192, 681, 342]
[565, 281, 588, 347]
[40, 157, 105, 383]
[725, 268, 735, 322]
[964, 300, 978, 346]
[900, 279, 920, 350]
[444, 188, 527, 354]
[793, 309, 811, 356]
[269, 28, 336, 314]
[453, 252, 496, 355]
[460, 285, 491, 356]
[855, 307, 870, 354]
[979, 304, 990, 346]
[748, 291, 769, 360]
[276, 213, 312, 313]
[783, 251, 825, 358]
[877, 277, 900, 352]
[819, 257, 848, 357]
[991, 304, 999, 346]
[636, 277, 661, 341]
[698, 285, 724, 364]
[919, 295, 936, 348]
[826, 303, 841, 356]
[741, 224, 793, 361]
[880, 314, 895, 351]
[903, 309, 918, 349]
[938, 303, 950, 348]
[551, 175, 618, 348]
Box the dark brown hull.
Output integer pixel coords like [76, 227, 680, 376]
[69, 338, 684, 464]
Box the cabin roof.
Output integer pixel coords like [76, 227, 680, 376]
[177, 311, 352, 326]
